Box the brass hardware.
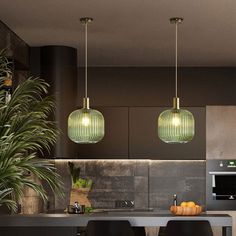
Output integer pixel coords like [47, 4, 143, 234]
[173, 97, 180, 110]
[83, 97, 90, 109]
[170, 17, 184, 24]
[80, 17, 93, 24]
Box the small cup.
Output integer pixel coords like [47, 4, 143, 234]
[67, 205, 75, 214]
[79, 205, 85, 214]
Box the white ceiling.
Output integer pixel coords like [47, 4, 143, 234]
[0, 0, 236, 66]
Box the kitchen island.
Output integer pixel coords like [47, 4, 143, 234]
[0, 212, 232, 236]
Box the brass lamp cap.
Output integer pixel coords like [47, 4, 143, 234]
[83, 97, 90, 109]
[173, 97, 180, 109]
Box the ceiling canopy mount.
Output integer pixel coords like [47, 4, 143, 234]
[170, 17, 183, 24]
[80, 17, 93, 24]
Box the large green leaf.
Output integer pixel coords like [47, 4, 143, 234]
[0, 50, 64, 212]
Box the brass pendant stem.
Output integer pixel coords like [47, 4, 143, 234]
[80, 17, 93, 100]
[173, 97, 180, 110]
[83, 97, 90, 109]
[170, 17, 184, 102]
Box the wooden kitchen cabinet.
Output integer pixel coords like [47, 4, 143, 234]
[76, 107, 129, 159]
[74, 106, 206, 159]
[129, 107, 206, 160]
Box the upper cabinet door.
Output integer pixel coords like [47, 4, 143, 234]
[75, 107, 128, 159]
[206, 106, 236, 160]
[129, 107, 206, 160]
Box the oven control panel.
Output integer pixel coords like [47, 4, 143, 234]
[209, 160, 236, 171]
[226, 160, 236, 168]
[218, 160, 236, 168]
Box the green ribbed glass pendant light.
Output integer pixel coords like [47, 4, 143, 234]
[68, 17, 105, 144]
[158, 17, 194, 144]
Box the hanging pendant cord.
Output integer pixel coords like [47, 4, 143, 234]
[175, 22, 178, 98]
[85, 22, 88, 98]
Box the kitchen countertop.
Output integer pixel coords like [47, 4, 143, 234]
[0, 212, 232, 228]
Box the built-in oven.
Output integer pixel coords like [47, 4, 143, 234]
[206, 160, 236, 210]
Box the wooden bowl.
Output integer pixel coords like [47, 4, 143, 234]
[170, 206, 202, 216]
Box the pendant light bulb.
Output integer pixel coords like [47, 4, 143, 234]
[172, 113, 181, 127]
[157, 17, 195, 144]
[81, 115, 90, 126]
[68, 17, 105, 144]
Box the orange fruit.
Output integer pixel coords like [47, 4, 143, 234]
[187, 201, 196, 207]
[180, 202, 188, 207]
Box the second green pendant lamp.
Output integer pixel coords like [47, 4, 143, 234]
[158, 17, 195, 144]
[68, 17, 105, 144]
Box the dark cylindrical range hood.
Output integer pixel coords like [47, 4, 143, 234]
[30, 46, 78, 158]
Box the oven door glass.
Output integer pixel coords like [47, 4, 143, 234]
[213, 175, 236, 200]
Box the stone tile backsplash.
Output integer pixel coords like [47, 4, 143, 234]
[149, 161, 206, 209]
[50, 160, 205, 211]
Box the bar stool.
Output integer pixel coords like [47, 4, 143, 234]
[158, 227, 166, 236]
[85, 220, 135, 236]
[132, 227, 146, 236]
[164, 220, 213, 236]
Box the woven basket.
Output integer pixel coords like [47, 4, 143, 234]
[69, 188, 91, 207]
[170, 206, 202, 216]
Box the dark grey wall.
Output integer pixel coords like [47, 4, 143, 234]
[77, 67, 236, 107]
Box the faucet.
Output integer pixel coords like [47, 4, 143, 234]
[173, 194, 177, 206]
[74, 202, 80, 213]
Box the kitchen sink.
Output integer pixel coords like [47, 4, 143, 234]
[92, 208, 154, 213]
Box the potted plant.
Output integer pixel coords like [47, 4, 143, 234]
[0, 50, 63, 213]
[68, 162, 92, 207]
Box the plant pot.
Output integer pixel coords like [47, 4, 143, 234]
[69, 188, 91, 207]
[0, 205, 11, 215]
